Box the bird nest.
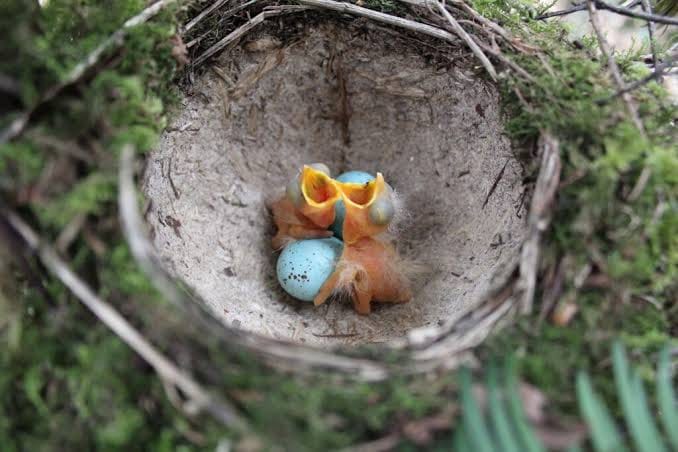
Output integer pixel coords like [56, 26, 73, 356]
[128, 3, 559, 377]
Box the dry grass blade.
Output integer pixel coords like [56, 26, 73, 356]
[297, 0, 461, 45]
[183, 0, 232, 33]
[517, 134, 561, 314]
[2, 206, 247, 430]
[192, 5, 309, 67]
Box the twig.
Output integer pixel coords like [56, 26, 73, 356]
[474, 38, 537, 83]
[312, 332, 358, 338]
[183, 0, 232, 33]
[0, 0, 179, 144]
[537, 257, 566, 325]
[296, 0, 463, 51]
[593, 0, 678, 25]
[516, 134, 561, 314]
[434, 0, 498, 81]
[536, 3, 587, 20]
[598, 51, 678, 103]
[192, 5, 309, 67]
[456, 1, 512, 40]
[639, 0, 659, 76]
[586, 0, 646, 136]
[2, 207, 247, 430]
[626, 166, 652, 201]
[482, 159, 509, 209]
[587, 0, 652, 202]
[537, 0, 649, 20]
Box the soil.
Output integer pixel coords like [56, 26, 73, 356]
[143, 21, 527, 347]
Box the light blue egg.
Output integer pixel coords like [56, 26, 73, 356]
[276, 238, 344, 301]
[330, 171, 375, 239]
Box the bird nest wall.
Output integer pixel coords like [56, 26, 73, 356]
[131, 6, 558, 376]
[144, 20, 526, 348]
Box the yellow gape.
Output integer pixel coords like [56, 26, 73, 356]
[295, 165, 342, 228]
[337, 173, 392, 244]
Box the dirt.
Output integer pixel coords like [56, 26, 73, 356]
[143, 21, 527, 347]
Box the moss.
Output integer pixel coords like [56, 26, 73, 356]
[0, 0, 676, 449]
[481, 297, 672, 420]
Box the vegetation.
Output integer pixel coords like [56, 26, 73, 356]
[455, 343, 677, 451]
[0, 0, 675, 450]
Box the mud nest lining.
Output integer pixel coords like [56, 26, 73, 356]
[143, 21, 527, 348]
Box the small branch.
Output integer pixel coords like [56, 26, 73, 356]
[192, 5, 309, 67]
[0, 0, 179, 144]
[593, 0, 678, 25]
[296, 0, 463, 51]
[587, 0, 646, 136]
[434, 0, 498, 81]
[2, 207, 247, 430]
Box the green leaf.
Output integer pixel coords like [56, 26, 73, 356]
[487, 363, 521, 452]
[612, 342, 667, 452]
[576, 371, 626, 452]
[657, 347, 678, 451]
[505, 359, 546, 452]
[459, 367, 494, 452]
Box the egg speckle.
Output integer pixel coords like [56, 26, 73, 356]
[276, 238, 344, 301]
[329, 171, 375, 239]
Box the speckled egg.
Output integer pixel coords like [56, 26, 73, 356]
[329, 171, 375, 239]
[276, 238, 344, 301]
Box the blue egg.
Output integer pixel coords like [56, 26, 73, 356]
[330, 171, 375, 239]
[276, 238, 344, 301]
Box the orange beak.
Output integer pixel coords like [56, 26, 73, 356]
[337, 173, 392, 244]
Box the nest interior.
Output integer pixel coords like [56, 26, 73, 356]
[143, 20, 527, 347]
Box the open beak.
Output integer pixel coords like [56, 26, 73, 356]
[294, 165, 342, 228]
[338, 173, 393, 244]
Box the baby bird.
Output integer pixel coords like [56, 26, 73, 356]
[270, 163, 412, 314]
[335, 172, 395, 244]
[269, 164, 339, 249]
[313, 237, 412, 315]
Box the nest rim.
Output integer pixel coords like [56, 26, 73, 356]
[128, 7, 554, 379]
